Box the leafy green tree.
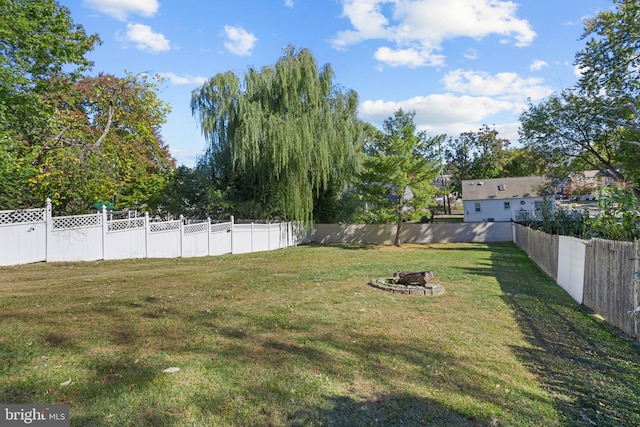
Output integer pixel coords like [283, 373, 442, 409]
[0, 3, 174, 213]
[151, 165, 213, 220]
[444, 125, 510, 194]
[0, 143, 37, 208]
[358, 109, 442, 247]
[0, 0, 100, 209]
[521, 0, 640, 194]
[577, 0, 639, 107]
[0, 0, 100, 136]
[519, 90, 630, 191]
[53, 73, 173, 213]
[501, 146, 548, 178]
[3, 73, 174, 213]
[589, 186, 640, 241]
[576, 0, 640, 190]
[191, 46, 362, 222]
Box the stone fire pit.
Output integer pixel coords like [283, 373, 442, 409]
[368, 270, 445, 296]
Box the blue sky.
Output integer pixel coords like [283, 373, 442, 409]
[59, 0, 614, 167]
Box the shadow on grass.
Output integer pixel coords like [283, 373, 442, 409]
[186, 327, 503, 426]
[302, 242, 378, 251]
[480, 243, 640, 426]
[186, 306, 553, 425]
[286, 393, 480, 426]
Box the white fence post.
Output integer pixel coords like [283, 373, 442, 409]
[230, 215, 235, 254]
[45, 198, 52, 262]
[251, 222, 254, 253]
[179, 214, 184, 258]
[144, 211, 150, 259]
[101, 205, 108, 261]
[207, 217, 211, 255]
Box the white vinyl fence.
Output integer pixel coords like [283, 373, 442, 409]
[0, 199, 298, 266]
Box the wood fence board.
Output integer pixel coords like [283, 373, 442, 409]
[584, 238, 637, 337]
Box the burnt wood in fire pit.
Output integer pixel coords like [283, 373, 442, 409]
[392, 270, 435, 286]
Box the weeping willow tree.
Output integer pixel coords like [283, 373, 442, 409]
[191, 46, 362, 222]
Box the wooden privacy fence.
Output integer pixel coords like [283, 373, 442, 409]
[584, 239, 639, 339]
[514, 224, 640, 339]
[311, 222, 513, 245]
[0, 199, 298, 266]
[513, 225, 559, 281]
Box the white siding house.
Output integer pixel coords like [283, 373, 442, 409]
[462, 176, 550, 222]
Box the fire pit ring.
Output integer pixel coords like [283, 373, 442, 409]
[368, 277, 445, 296]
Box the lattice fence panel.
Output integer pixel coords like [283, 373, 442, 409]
[108, 211, 143, 220]
[108, 218, 145, 232]
[150, 221, 180, 233]
[184, 222, 209, 235]
[0, 208, 45, 225]
[210, 222, 232, 233]
[52, 214, 101, 230]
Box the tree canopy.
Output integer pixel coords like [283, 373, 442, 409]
[191, 46, 362, 222]
[1, 72, 174, 213]
[519, 91, 626, 183]
[0, 1, 174, 213]
[358, 109, 441, 247]
[0, 0, 100, 136]
[445, 125, 509, 194]
[520, 0, 640, 193]
[577, 0, 640, 103]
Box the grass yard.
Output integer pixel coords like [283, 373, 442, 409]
[1, 243, 639, 426]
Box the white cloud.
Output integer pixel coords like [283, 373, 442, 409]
[442, 69, 553, 102]
[374, 46, 444, 67]
[284, 0, 294, 7]
[223, 25, 258, 56]
[169, 147, 200, 168]
[492, 122, 521, 143]
[157, 72, 207, 86]
[360, 94, 520, 140]
[117, 23, 171, 53]
[361, 94, 513, 126]
[331, 0, 393, 50]
[332, 0, 536, 67]
[358, 68, 554, 141]
[83, 0, 159, 21]
[574, 64, 588, 78]
[464, 49, 479, 60]
[529, 60, 549, 71]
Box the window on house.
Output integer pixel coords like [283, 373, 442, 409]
[498, 184, 505, 191]
[504, 202, 510, 210]
[534, 201, 543, 211]
[475, 202, 481, 212]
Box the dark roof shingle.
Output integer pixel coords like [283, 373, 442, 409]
[462, 176, 548, 200]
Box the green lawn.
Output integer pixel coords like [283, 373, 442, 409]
[1, 243, 638, 426]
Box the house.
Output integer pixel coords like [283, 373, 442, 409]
[432, 174, 452, 190]
[462, 176, 551, 222]
[567, 170, 616, 194]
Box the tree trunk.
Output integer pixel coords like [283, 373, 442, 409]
[393, 270, 435, 285]
[394, 220, 402, 247]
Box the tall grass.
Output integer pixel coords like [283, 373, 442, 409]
[1, 243, 638, 426]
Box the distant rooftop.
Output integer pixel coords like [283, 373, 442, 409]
[462, 176, 549, 200]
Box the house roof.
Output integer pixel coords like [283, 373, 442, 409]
[462, 176, 549, 201]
